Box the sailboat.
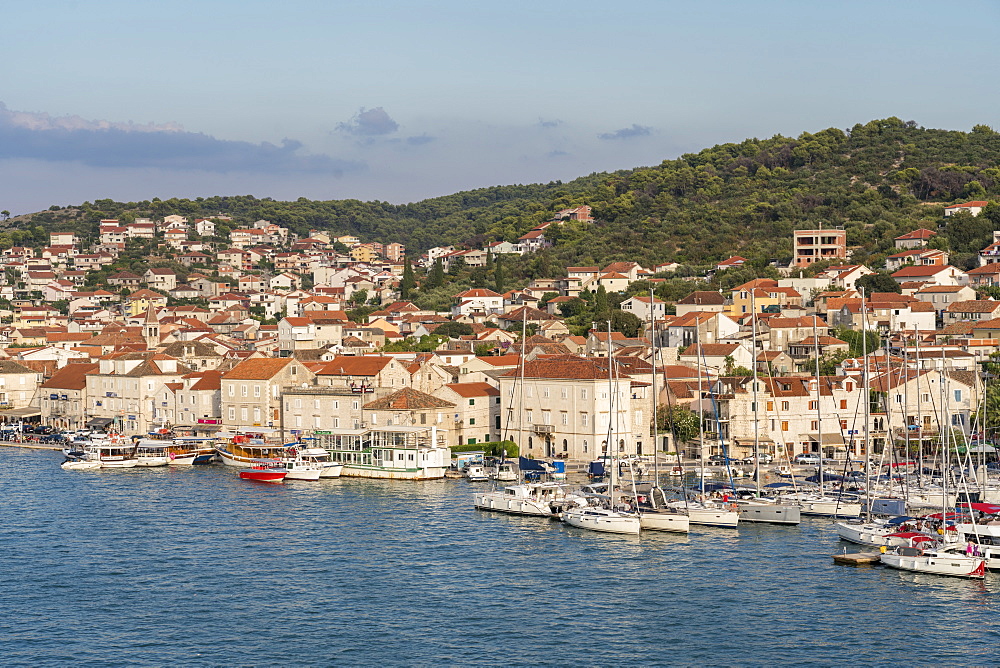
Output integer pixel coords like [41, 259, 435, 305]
[735, 293, 800, 525]
[880, 373, 986, 579]
[634, 294, 691, 533]
[563, 321, 642, 535]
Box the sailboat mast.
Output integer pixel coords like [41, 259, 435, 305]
[517, 306, 527, 456]
[751, 290, 762, 498]
[813, 312, 824, 490]
[861, 288, 870, 472]
[649, 289, 660, 496]
[696, 316, 706, 499]
[607, 319, 616, 497]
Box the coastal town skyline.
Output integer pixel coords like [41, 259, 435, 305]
[3, 0, 998, 214]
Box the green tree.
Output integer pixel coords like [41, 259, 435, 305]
[658, 405, 700, 444]
[493, 256, 506, 293]
[426, 258, 445, 289]
[610, 309, 642, 337]
[594, 285, 611, 323]
[400, 255, 416, 299]
[856, 271, 901, 295]
[433, 321, 474, 338]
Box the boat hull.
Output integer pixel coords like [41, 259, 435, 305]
[239, 470, 286, 483]
[563, 508, 641, 535]
[318, 463, 343, 478]
[737, 501, 801, 525]
[639, 511, 690, 533]
[61, 460, 101, 471]
[880, 551, 986, 579]
[686, 506, 740, 528]
[284, 467, 322, 481]
[340, 464, 446, 480]
[474, 492, 556, 517]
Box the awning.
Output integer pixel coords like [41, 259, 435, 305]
[806, 433, 845, 445]
[0, 407, 41, 418]
[86, 417, 115, 428]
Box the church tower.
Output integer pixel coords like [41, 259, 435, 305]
[143, 305, 160, 350]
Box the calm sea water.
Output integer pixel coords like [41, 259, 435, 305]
[2, 446, 999, 666]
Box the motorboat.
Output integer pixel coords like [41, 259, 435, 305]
[474, 482, 570, 517]
[280, 457, 323, 481]
[239, 461, 288, 484]
[465, 464, 489, 482]
[562, 504, 641, 535]
[60, 457, 101, 471]
[880, 545, 985, 579]
[297, 447, 343, 478]
[134, 439, 171, 467]
[89, 437, 139, 469]
[493, 461, 518, 482]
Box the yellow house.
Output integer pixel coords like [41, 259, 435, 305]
[126, 289, 168, 316]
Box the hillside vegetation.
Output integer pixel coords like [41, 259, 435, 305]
[10, 117, 1000, 273]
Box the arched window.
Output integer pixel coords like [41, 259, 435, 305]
[562, 439, 568, 451]
[528, 436, 533, 450]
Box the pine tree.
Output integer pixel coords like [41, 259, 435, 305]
[400, 255, 415, 299]
[594, 285, 611, 323]
[493, 255, 506, 293]
[428, 257, 445, 288]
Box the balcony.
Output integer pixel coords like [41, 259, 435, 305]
[532, 424, 554, 434]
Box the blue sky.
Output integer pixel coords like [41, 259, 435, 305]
[2, 0, 998, 214]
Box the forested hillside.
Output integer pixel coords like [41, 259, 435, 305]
[10, 117, 1000, 272]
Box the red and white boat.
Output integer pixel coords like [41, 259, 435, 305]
[239, 461, 287, 484]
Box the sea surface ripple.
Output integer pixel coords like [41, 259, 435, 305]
[1, 447, 998, 666]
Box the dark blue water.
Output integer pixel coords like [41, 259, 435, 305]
[2, 446, 998, 666]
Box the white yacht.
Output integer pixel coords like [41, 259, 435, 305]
[667, 501, 739, 528]
[297, 447, 343, 478]
[637, 507, 690, 533]
[736, 498, 801, 525]
[880, 545, 985, 579]
[562, 504, 641, 535]
[780, 492, 862, 518]
[474, 482, 569, 517]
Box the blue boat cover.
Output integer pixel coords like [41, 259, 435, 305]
[518, 456, 548, 472]
[588, 460, 606, 476]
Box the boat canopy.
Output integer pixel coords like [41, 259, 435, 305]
[518, 456, 550, 472]
[886, 516, 915, 525]
[958, 502, 1000, 514]
[86, 417, 114, 428]
[587, 460, 606, 477]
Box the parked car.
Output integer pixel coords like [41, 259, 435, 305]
[708, 454, 740, 465]
[743, 453, 773, 464]
[793, 453, 821, 465]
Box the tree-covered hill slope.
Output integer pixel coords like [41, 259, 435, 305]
[11, 117, 1000, 270]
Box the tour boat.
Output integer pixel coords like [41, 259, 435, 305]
[474, 481, 570, 517]
[89, 437, 139, 469]
[239, 461, 288, 484]
[216, 430, 287, 467]
[312, 426, 450, 480]
[880, 545, 986, 579]
[134, 439, 171, 467]
[169, 437, 217, 465]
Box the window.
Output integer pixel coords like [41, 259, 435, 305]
[241, 407, 248, 421]
[810, 420, 818, 430]
[314, 399, 320, 409]
[469, 399, 475, 406]
[561, 388, 568, 399]
[766, 401, 773, 411]
[581, 413, 589, 427]
[254, 385, 261, 398]
[751, 402, 757, 412]
[291, 365, 297, 376]
[469, 418, 476, 425]
[294, 415, 302, 427]
[954, 389, 962, 402]
[561, 412, 568, 425]
[333, 400, 339, 409]
[583, 439, 589, 453]
[253, 407, 261, 422]
[581, 388, 588, 400]
[228, 384, 235, 397]
[543, 388, 549, 398]
[781, 401, 790, 411]
[228, 407, 235, 420]
[895, 394, 902, 403]
[333, 417, 340, 428]
[314, 416, 321, 428]
[526, 410, 533, 423]
[241, 384, 248, 397]
[294, 398, 302, 409]
[808, 400, 818, 411]
[781, 421, 789, 431]
[840, 420, 848, 430]
[371, 413, 378, 425]
[542, 410, 550, 425]
[634, 410, 643, 426]
[526, 387, 534, 398]
[840, 400, 847, 409]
